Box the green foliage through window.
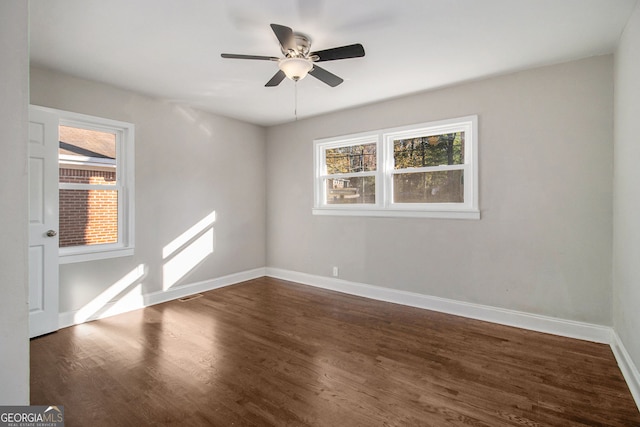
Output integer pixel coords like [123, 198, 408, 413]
[325, 143, 377, 174]
[394, 132, 464, 169]
[393, 170, 464, 203]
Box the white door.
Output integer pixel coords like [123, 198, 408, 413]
[28, 107, 59, 338]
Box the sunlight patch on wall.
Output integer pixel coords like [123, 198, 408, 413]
[73, 264, 146, 324]
[101, 284, 144, 318]
[163, 211, 216, 259]
[162, 211, 216, 291]
[171, 104, 213, 137]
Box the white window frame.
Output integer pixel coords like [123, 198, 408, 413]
[314, 133, 380, 208]
[36, 106, 136, 263]
[313, 115, 479, 219]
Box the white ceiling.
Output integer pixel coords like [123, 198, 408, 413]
[29, 0, 637, 126]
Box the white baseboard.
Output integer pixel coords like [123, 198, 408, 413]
[611, 331, 640, 409]
[265, 267, 613, 344]
[58, 267, 266, 329]
[265, 267, 640, 411]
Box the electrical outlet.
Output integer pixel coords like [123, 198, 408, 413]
[332, 266, 339, 277]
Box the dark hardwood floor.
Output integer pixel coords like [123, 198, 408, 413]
[31, 277, 640, 426]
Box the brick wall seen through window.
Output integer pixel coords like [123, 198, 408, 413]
[59, 125, 119, 248]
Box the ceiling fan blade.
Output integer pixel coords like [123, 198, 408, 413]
[311, 44, 365, 62]
[270, 24, 294, 51]
[265, 70, 286, 87]
[309, 65, 344, 87]
[221, 53, 279, 61]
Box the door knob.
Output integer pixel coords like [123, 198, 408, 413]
[46, 230, 57, 237]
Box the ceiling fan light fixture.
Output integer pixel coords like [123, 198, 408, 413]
[278, 57, 313, 81]
[221, 24, 364, 87]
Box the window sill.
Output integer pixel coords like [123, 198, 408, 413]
[312, 208, 480, 220]
[59, 247, 134, 264]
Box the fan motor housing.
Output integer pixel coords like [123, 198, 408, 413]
[282, 33, 312, 58]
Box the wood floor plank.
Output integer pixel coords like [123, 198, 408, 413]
[31, 277, 640, 426]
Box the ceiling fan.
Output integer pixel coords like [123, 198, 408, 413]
[221, 24, 365, 87]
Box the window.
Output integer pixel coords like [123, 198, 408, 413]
[57, 110, 135, 263]
[313, 116, 478, 219]
[321, 137, 378, 205]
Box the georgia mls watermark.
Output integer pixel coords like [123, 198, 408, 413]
[0, 406, 64, 427]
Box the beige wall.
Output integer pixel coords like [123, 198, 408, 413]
[267, 55, 614, 324]
[30, 67, 267, 314]
[0, 1, 30, 404]
[614, 1, 640, 375]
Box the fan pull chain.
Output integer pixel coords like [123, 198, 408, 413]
[294, 81, 298, 121]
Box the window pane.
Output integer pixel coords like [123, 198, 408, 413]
[394, 132, 464, 169]
[325, 143, 376, 174]
[59, 125, 117, 185]
[325, 177, 375, 204]
[59, 189, 118, 247]
[393, 170, 464, 203]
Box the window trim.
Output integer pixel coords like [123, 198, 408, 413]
[40, 107, 136, 263]
[313, 116, 479, 219]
